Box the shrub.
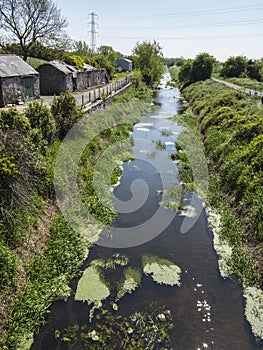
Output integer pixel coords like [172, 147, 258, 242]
[0, 108, 30, 131]
[51, 92, 85, 139]
[63, 53, 84, 70]
[24, 100, 56, 143]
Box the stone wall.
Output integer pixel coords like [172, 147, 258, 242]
[38, 65, 67, 95]
[38, 64, 108, 95]
[0, 75, 39, 106]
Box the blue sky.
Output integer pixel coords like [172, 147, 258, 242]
[55, 0, 263, 61]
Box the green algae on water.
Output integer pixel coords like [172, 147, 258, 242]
[116, 267, 142, 301]
[90, 253, 129, 270]
[142, 254, 181, 287]
[75, 266, 110, 304]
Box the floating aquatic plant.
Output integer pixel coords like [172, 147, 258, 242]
[116, 267, 142, 301]
[161, 128, 173, 136]
[58, 305, 174, 349]
[153, 139, 166, 150]
[179, 205, 197, 218]
[142, 254, 181, 286]
[244, 286, 263, 340]
[75, 266, 110, 304]
[146, 150, 158, 159]
[90, 253, 129, 270]
[161, 187, 183, 211]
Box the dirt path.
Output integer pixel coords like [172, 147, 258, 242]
[212, 78, 263, 100]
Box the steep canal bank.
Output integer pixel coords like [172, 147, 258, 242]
[32, 74, 263, 350]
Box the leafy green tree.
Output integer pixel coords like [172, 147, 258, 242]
[246, 59, 262, 81]
[221, 56, 248, 78]
[178, 59, 194, 88]
[93, 54, 114, 77]
[178, 53, 215, 88]
[132, 40, 164, 87]
[191, 53, 216, 82]
[165, 57, 185, 68]
[73, 40, 94, 57]
[96, 45, 123, 77]
[0, 0, 67, 60]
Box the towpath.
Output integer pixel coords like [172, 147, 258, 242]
[212, 77, 263, 99]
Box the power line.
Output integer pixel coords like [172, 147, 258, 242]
[101, 18, 263, 31]
[100, 33, 263, 40]
[143, 5, 263, 18]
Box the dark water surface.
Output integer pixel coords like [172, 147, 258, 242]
[32, 74, 262, 350]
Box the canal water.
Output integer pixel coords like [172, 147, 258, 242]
[32, 74, 262, 350]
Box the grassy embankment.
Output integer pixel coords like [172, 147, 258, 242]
[0, 81, 153, 349]
[171, 79, 262, 288]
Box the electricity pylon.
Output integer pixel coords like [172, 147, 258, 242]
[88, 12, 98, 53]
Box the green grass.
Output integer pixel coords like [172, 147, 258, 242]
[26, 57, 47, 69]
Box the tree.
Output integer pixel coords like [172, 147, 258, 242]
[132, 40, 164, 87]
[0, 0, 67, 60]
[246, 59, 262, 81]
[178, 59, 194, 88]
[165, 57, 185, 68]
[178, 53, 215, 88]
[96, 45, 123, 77]
[191, 53, 215, 82]
[221, 56, 247, 78]
[93, 54, 114, 77]
[73, 40, 94, 58]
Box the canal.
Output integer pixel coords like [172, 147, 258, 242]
[32, 73, 262, 350]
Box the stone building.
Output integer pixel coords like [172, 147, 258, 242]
[0, 54, 40, 107]
[38, 61, 107, 95]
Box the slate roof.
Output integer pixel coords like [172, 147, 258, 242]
[40, 60, 77, 74]
[117, 58, 132, 63]
[83, 63, 97, 71]
[0, 55, 38, 77]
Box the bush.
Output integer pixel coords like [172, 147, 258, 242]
[51, 92, 85, 139]
[63, 53, 84, 70]
[0, 108, 30, 131]
[24, 100, 56, 143]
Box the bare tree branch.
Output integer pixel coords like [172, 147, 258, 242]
[0, 0, 67, 60]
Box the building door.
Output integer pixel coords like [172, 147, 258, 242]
[22, 76, 34, 102]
